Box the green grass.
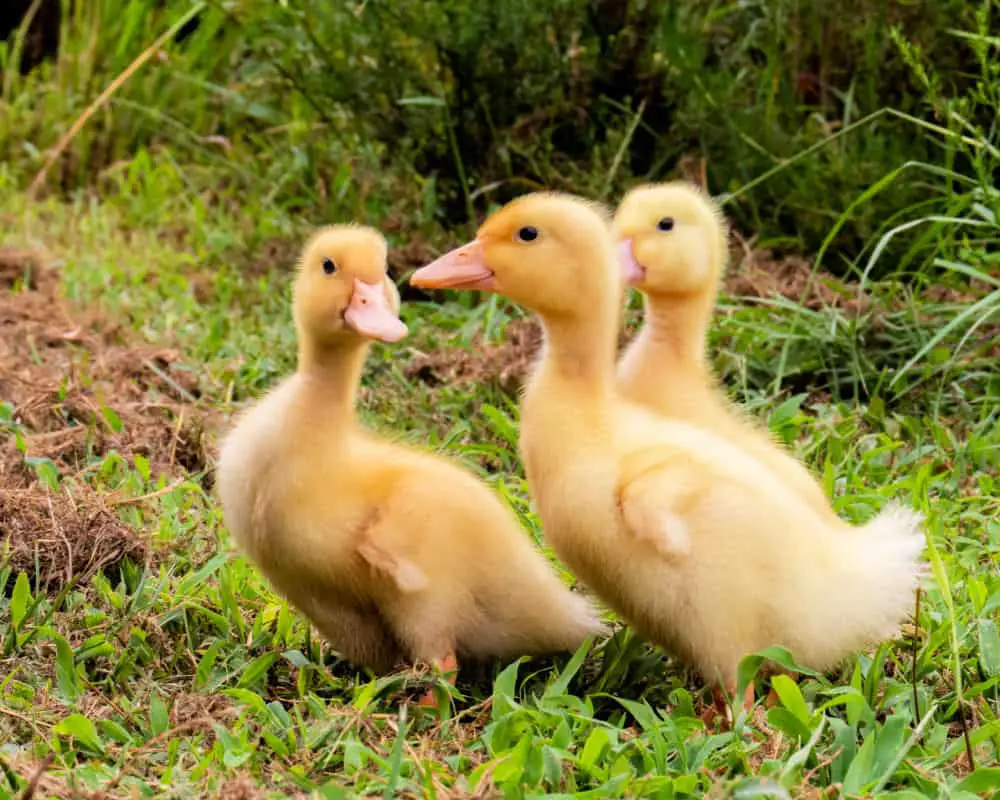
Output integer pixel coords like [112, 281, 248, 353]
[1, 0, 999, 796]
[1, 157, 999, 798]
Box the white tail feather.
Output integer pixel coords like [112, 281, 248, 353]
[796, 501, 926, 669]
[848, 501, 926, 640]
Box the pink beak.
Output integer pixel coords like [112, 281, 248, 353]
[343, 279, 408, 343]
[618, 238, 645, 286]
[409, 240, 496, 291]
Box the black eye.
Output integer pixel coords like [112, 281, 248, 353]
[516, 226, 539, 243]
[322, 257, 337, 275]
[656, 217, 675, 232]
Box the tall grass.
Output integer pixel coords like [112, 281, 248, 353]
[1, 1, 245, 191]
[0, 0, 993, 268]
[0, 0, 995, 417]
[856, 9, 998, 394]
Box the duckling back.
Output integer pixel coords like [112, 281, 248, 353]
[617, 329, 837, 520]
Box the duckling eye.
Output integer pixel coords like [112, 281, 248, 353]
[321, 257, 337, 275]
[656, 217, 675, 232]
[516, 226, 539, 243]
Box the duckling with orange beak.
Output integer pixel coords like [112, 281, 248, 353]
[613, 181, 835, 521]
[411, 194, 924, 723]
[217, 225, 604, 705]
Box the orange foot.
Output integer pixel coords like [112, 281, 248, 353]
[417, 651, 459, 708]
[700, 682, 755, 729]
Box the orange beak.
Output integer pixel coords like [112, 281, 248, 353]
[343, 279, 408, 343]
[409, 240, 495, 291]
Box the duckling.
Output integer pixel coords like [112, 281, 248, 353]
[410, 194, 924, 719]
[613, 181, 834, 520]
[217, 225, 604, 700]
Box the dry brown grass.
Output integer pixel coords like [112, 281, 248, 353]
[1, 246, 216, 590]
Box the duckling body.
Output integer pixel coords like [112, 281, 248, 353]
[614, 182, 834, 520]
[522, 383, 917, 683]
[218, 226, 603, 680]
[411, 195, 924, 702]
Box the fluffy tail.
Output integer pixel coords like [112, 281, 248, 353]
[504, 576, 608, 657]
[860, 500, 927, 582]
[554, 587, 609, 646]
[812, 502, 926, 664]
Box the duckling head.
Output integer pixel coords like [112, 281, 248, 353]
[293, 225, 407, 346]
[613, 182, 728, 298]
[409, 192, 617, 319]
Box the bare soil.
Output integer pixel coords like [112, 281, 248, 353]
[1, 246, 213, 589]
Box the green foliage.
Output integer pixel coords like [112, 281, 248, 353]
[1, 0, 996, 268]
[239, 0, 989, 254]
[1, 0, 999, 795]
[1, 150, 999, 794]
[1, 1, 238, 188]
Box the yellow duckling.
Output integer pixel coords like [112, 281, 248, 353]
[217, 225, 604, 700]
[410, 194, 924, 718]
[613, 181, 834, 520]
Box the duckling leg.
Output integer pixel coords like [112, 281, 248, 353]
[354, 502, 459, 705]
[379, 591, 461, 707]
[416, 650, 459, 707]
[764, 668, 796, 708]
[701, 681, 755, 729]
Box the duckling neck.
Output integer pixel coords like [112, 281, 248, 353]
[522, 308, 618, 474]
[537, 312, 617, 390]
[296, 337, 368, 423]
[640, 292, 714, 367]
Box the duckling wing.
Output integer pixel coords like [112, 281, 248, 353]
[617, 448, 708, 561]
[357, 535, 430, 593]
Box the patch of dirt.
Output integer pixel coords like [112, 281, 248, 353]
[386, 235, 438, 279]
[404, 318, 544, 393]
[725, 248, 868, 313]
[217, 777, 268, 800]
[243, 237, 301, 281]
[1, 246, 55, 292]
[1, 245, 216, 589]
[390, 238, 441, 303]
[0, 487, 146, 588]
[0, 248, 213, 483]
[215, 776, 311, 800]
[170, 692, 238, 728]
[676, 152, 708, 190]
[921, 279, 994, 304]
